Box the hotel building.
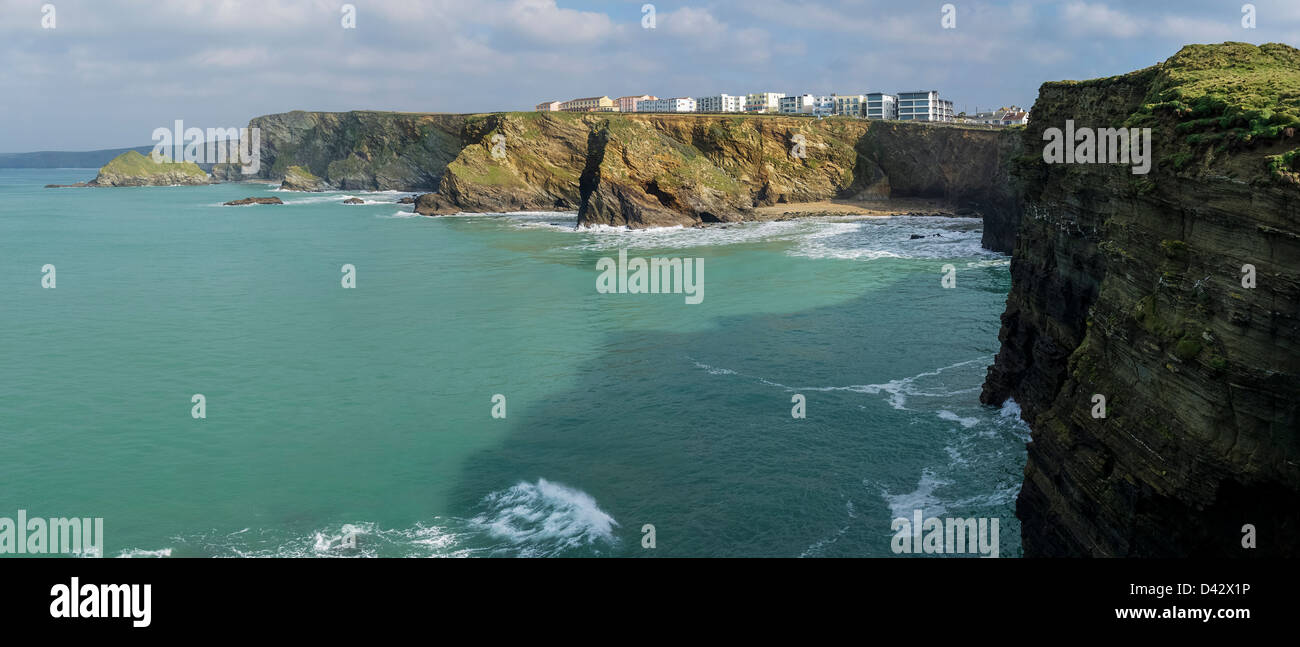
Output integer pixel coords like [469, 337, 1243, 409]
[695, 94, 746, 113]
[638, 97, 698, 113]
[744, 92, 785, 113]
[559, 96, 616, 112]
[864, 93, 898, 120]
[897, 91, 954, 122]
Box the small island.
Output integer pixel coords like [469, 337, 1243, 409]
[88, 150, 210, 187]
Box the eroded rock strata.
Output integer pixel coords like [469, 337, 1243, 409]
[981, 43, 1300, 557]
[241, 110, 1022, 251]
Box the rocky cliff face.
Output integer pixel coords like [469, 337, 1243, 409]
[246, 109, 1022, 251]
[249, 110, 468, 191]
[575, 114, 1021, 237]
[982, 43, 1300, 557]
[416, 112, 591, 214]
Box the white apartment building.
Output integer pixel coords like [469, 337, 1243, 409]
[695, 94, 746, 113]
[897, 91, 954, 122]
[778, 94, 834, 116]
[779, 94, 814, 114]
[833, 94, 868, 117]
[810, 95, 835, 117]
[744, 92, 785, 113]
[638, 97, 698, 113]
[865, 93, 898, 120]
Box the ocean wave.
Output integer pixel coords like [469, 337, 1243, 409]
[879, 469, 953, 520]
[469, 478, 619, 557]
[124, 478, 618, 558]
[802, 357, 989, 411]
[789, 216, 999, 262]
[558, 218, 834, 252]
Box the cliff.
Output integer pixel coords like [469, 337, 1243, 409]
[243, 109, 1022, 250]
[248, 110, 468, 191]
[982, 42, 1300, 557]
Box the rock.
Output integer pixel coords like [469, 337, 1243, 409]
[413, 193, 459, 216]
[87, 150, 211, 187]
[239, 109, 1020, 245]
[982, 42, 1300, 557]
[396, 196, 415, 204]
[209, 162, 250, 182]
[342, 197, 364, 204]
[223, 197, 284, 206]
[45, 182, 91, 188]
[279, 165, 327, 192]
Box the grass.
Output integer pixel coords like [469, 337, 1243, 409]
[283, 165, 320, 181]
[1267, 148, 1300, 178]
[100, 150, 206, 177]
[1123, 43, 1300, 177]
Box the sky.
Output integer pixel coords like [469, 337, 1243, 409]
[1, 0, 1299, 152]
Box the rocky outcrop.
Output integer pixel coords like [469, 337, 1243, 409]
[415, 112, 590, 215]
[342, 197, 363, 204]
[982, 42, 1300, 557]
[577, 115, 871, 227]
[280, 165, 326, 191]
[88, 150, 210, 186]
[223, 196, 283, 206]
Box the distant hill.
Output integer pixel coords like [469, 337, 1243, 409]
[0, 146, 154, 168]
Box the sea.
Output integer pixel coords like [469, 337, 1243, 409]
[0, 168, 1029, 558]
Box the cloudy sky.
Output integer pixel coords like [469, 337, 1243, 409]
[2, 0, 1298, 152]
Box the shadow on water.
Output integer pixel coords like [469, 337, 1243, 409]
[444, 260, 1025, 557]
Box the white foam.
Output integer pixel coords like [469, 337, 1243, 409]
[161, 518, 475, 558]
[937, 410, 981, 428]
[879, 469, 951, 520]
[803, 357, 990, 410]
[692, 360, 737, 376]
[116, 548, 173, 558]
[788, 215, 1006, 262]
[470, 478, 618, 556]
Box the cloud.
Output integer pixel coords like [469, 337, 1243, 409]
[3, 0, 1300, 151]
[1060, 2, 1144, 38]
[497, 0, 622, 45]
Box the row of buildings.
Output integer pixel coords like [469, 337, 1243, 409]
[536, 91, 958, 122]
[535, 92, 1028, 125]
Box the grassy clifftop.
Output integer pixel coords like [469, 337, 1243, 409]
[1131, 42, 1299, 178]
[1033, 42, 1300, 181]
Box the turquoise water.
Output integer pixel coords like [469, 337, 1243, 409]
[0, 168, 1028, 557]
